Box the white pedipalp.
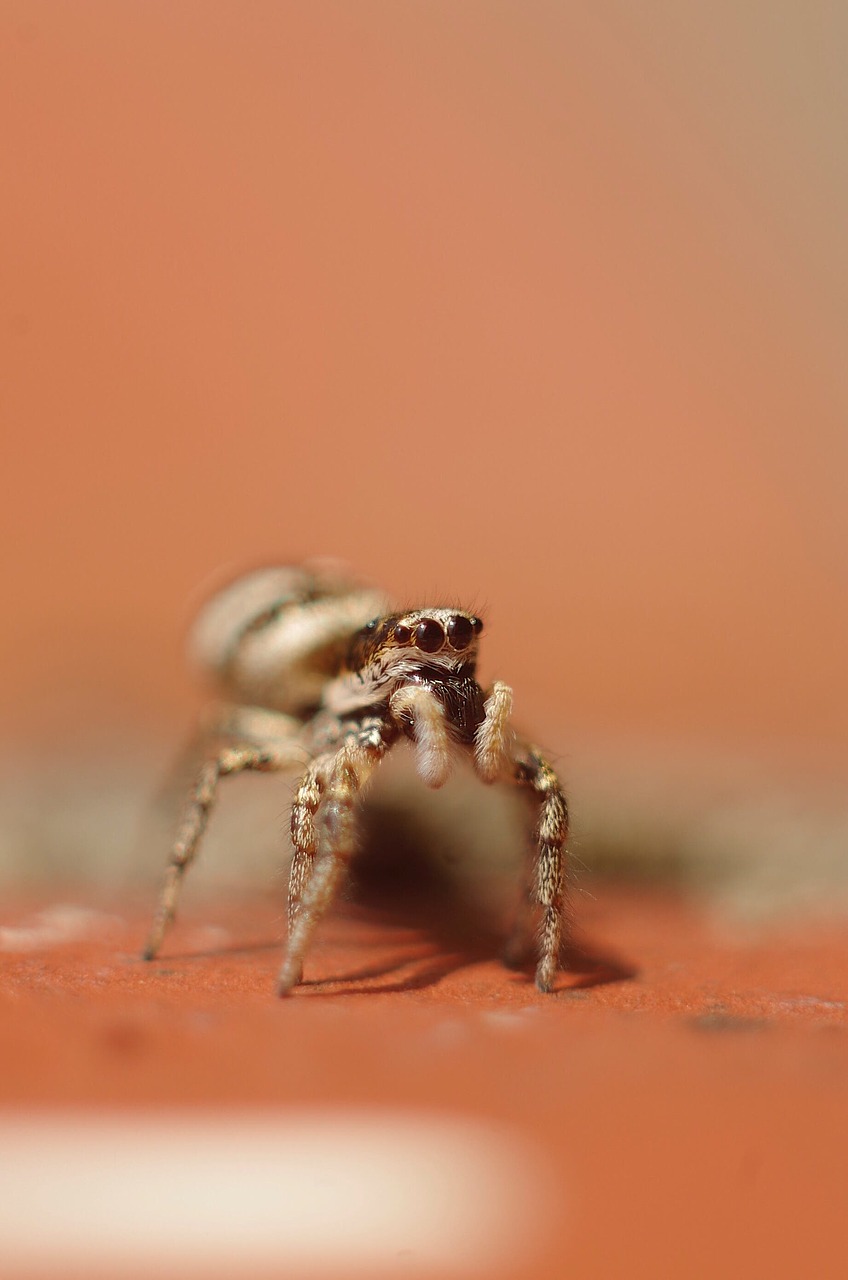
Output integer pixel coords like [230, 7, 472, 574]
[389, 685, 453, 788]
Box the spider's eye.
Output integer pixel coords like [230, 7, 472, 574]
[364, 619, 378, 631]
[393, 624, 412, 644]
[470, 616, 483, 635]
[415, 618, 445, 653]
[447, 615, 474, 651]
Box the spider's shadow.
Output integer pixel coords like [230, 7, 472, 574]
[297, 806, 637, 997]
[160, 911, 634, 996]
[159, 804, 637, 996]
[300, 927, 636, 997]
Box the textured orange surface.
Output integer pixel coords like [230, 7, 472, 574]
[2, 883, 847, 1278]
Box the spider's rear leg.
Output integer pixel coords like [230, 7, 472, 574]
[278, 729, 389, 996]
[142, 730, 302, 961]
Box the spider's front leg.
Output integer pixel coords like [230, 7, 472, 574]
[278, 721, 393, 996]
[474, 682, 569, 992]
[512, 746, 569, 991]
[278, 682, 454, 991]
[475, 680, 515, 783]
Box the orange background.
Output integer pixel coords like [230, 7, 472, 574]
[3, 2, 846, 768]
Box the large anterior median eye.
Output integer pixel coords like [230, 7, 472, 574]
[446, 615, 473, 651]
[415, 618, 445, 652]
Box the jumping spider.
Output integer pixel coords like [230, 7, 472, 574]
[143, 563, 569, 994]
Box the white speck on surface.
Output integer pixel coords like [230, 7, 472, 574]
[480, 1009, 541, 1032]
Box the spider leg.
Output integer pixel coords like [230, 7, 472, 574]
[278, 722, 391, 995]
[473, 688, 569, 992]
[474, 680, 515, 783]
[142, 724, 303, 961]
[285, 750, 335, 986]
[511, 745, 570, 992]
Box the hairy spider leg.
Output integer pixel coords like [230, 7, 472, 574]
[285, 750, 334, 950]
[143, 734, 302, 961]
[278, 729, 391, 995]
[474, 680, 515, 782]
[473, 683, 569, 989]
[509, 747, 570, 991]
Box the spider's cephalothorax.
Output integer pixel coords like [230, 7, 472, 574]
[144, 565, 570, 994]
[324, 608, 486, 751]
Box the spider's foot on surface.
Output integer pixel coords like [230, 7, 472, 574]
[534, 956, 557, 993]
[141, 918, 169, 962]
[276, 960, 303, 997]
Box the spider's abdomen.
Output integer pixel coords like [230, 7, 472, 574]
[189, 563, 388, 717]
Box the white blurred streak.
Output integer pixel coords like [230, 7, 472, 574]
[0, 905, 121, 952]
[0, 1110, 557, 1277]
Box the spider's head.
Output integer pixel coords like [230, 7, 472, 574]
[347, 608, 483, 683]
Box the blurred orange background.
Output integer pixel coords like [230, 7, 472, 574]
[3, 1, 846, 770]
